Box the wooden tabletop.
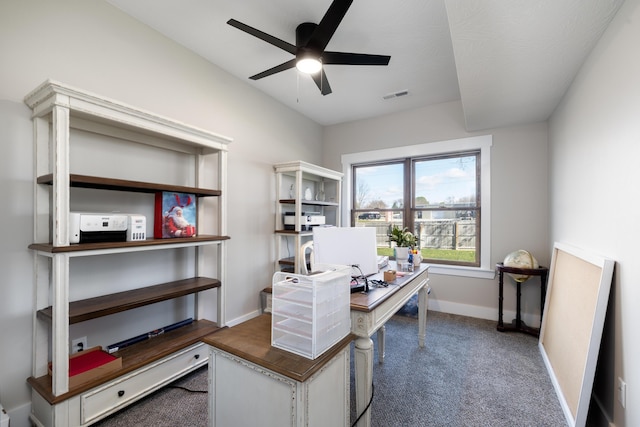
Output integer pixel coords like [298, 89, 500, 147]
[262, 262, 429, 313]
[202, 314, 354, 383]
[350, 263, 429, 312]
[496, 262, 548, 276]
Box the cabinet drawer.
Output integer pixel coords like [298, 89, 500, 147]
[81, 343, 207, 425]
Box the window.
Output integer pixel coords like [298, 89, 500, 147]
[342, 135, 493, 278]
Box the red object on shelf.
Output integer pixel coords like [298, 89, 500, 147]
[48, 346, 122, 388]
[68, 348, 118, 377]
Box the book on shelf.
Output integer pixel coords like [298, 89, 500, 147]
[154, 192, 197, 238]
[106, 318, 194, 353]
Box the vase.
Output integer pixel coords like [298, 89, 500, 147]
[304, 187, 313, 201]
[394, 247, 410, 266]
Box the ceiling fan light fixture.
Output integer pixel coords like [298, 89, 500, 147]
[228, 0, 390, 95]
[296, 57, 322, 74]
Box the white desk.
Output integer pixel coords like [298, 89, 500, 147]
[350, 264, 430, 427]
[203, 315, 354, 427]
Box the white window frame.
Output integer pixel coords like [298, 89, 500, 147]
[341, 135, 494, 279]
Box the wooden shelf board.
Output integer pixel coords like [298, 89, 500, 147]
[278, 254, 311, 266]
[278, 257, 295, 266]
[37, 277, 221, 324]
[29, 235, 230, 253]
[37, 173, 221, 197]
[27, 319, 223, 404]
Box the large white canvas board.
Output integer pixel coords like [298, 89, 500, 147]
[539, 242, 614, 427]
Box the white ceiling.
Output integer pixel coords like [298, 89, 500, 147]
[106, 0, 623, 130]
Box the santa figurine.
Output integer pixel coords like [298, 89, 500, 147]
[164, 205, 196, 237]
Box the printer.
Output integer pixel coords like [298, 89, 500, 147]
[70, 212, 146, 244]
[283, 212, 325, 231]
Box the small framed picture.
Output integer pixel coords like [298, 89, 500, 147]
[154, 192, 197, 238]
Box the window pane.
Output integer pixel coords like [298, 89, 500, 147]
[353, 163, 404, 256]
[354, 163, 404, 210]
[414, 155, 476, 208]
[414, 211, 477, 264]
[414, 153, 479, 266]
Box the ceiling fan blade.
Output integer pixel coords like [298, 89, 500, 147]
[227, 19, 296, 55]
[322, 51, 391, 66]
[307, 0, 354, 53]
[311, 70, 332, 96]
[249, 59, 297, 80]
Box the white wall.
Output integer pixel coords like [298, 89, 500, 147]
[549, 0, 640, 425]
[323, 101, 550, 321]
[0, 1, 323, 424]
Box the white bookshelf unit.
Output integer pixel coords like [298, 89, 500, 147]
[274, 161, 342, 274]
[25, 80, 232, 426]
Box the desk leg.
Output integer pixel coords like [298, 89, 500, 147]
[354, 336, 373, 427]
[377, 326, 385, 363]
[418, 286, 428, 348]
[515, 281, 522, 328]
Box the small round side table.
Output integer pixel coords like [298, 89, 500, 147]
[496, 262, 549, 337]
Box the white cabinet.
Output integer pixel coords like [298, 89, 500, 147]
[25, 80, 232, 426]
[274, 161, 342, 274]
[205, 315, 352, 427]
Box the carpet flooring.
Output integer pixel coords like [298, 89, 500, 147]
[94, 309, 568, 427]
[352, 311, 566, 426]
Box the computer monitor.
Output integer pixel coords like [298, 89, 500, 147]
[312, 226, 378, 277]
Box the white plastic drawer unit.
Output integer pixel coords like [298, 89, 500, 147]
[80, 343, 207, 425]
[271, 266, 351, 359]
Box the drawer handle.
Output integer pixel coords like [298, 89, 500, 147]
[117, 390, 125, 398]
[194, 354, 200, 360]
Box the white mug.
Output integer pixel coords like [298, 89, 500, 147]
[413, 252, 422, 266]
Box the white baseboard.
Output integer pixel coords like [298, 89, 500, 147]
[226, 309, 263, 327]
[251, 294, 541, 328]
[427, 298, 542, 327]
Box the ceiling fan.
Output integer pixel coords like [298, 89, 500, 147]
[227, 0, 391, 95]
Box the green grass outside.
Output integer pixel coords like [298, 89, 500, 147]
[378, 247, 476, 263]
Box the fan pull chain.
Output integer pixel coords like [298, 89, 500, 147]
[296, 72, 300, 103]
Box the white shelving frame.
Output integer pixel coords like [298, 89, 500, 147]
[25, 80, 232, 409]
[274, 161, 342, 274]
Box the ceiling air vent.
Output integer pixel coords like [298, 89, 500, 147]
[383, 90, 409, 100]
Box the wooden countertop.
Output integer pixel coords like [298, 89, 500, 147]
[262, 262, 429, 313]
[202, 314, 354, 382]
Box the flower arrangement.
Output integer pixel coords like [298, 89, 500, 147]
[389, 225, 416, 248]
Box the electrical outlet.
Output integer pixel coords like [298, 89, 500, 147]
[617, 377, 626, 409]
[71, 336, 87, 354]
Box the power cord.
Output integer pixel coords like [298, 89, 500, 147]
[351, 384, 374, 427]
[351, 265, 369, 292]
[369, 279, 388, 288]
[167, 385, 207, 394]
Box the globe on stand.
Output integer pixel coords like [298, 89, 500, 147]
[503, 249, 539, 282]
